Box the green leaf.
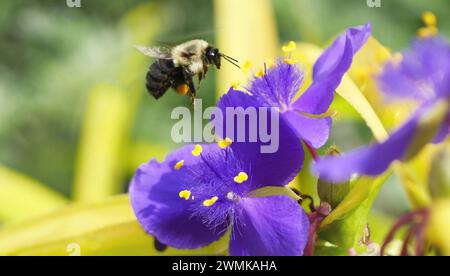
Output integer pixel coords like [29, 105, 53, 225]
[0, 195, 228, 256]
[316, 172, 391, 255]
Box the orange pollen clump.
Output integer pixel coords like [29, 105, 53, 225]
[176, 84, 190, 95]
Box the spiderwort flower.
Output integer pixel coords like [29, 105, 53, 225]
[129, 104, 309, 256]
[314, 36, 450, 183]
[225, 23, 371, 149]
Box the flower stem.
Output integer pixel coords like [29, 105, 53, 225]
[304, 141, 319, 161]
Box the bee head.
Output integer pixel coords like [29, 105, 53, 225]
[205, 47, 221, 69]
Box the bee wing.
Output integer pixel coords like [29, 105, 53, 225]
[135, 45, 172, 59]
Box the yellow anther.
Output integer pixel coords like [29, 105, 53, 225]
[192, 145, 203, 157]
[418, 11, 438, 38]
[242, 60, 252, 73]
[418, 26, 438, 38]
[179, 190, 191, 201]
[231, 81, 241, 89]
[267, 59, 275, 68]
[284, 58, 298, 65]
[391, 53, 403, 66]
[174, 160, 185, 170]
[203, 196, 218, 207]
[234, 172, 249, 184]
[422, 11, 437, 27]
[282, 41, 297, 53]
[254, 69, 264, 78]
[218, 137, 233, 149]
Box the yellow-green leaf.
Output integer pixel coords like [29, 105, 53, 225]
[73, 84, 134, 202]
[0, 195, 228, 256]
[427, 199, 450, 256]
[214, 0, 279, 98]
[316, 172, 391, 255]
[0, 166, 68, 225]
[321, 171, 391, 227]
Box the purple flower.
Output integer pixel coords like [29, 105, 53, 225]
[379, 36, 450, 143]
[314, 36, 450, 183]
[129, 102, 309, 256]
[236, 23, 371, 149]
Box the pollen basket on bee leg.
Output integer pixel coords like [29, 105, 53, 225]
[176, 84, 190, 95]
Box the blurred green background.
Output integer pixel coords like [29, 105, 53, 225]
[0, 0, 449, 226]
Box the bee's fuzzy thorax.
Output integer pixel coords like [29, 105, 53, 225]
[171, 39, 209, 74]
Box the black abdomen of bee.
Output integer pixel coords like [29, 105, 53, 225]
[146, 59, 185, 99]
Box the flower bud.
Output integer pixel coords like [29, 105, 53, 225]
[317, 146, 352, 209]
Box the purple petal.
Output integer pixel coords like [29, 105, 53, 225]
[129, 145, 228, 249]
[378, 36, 450, 102]
[313, 23, 372, 81]
[282, 111, 332, 148]
[246, 60, 304, 111]
[229, 196, 309, 256]
[214, 89, 304, 188]
[313, 99, 450, 182]
[313, 111, 421, 183]
[294, 23, 372, 114]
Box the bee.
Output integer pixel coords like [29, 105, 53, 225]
[136, 40, 239, 103]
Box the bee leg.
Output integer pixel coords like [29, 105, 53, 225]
[196, 67, 208, 92]
[182, 68, 197, 104]
[188, 79, 196, 105]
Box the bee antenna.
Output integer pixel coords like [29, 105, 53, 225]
[221, 53, 239, 63]
[221, 54, 240, 69]
[223, 57, 241, 69]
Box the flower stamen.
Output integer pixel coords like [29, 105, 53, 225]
[179, 190, 191, 201]
[284, 58, 298, 65]
[418, 11, 438, 38]
[254, 69, 264, 78]
[203, 196, 218, 207]
[234, 172, 249, 184]
[174, 160, 184, 170]
[231, 81, 241, 89]
[242, 60, 252, 74]
[218, 137, 233, 149]
[282, 41, 297, 53]
[192, 145, 203, 157]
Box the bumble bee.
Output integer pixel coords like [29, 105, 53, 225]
[136, 40, 239, 103]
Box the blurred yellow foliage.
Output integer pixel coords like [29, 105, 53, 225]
[73, 84, 133, 202]
[0, 166, 68, 225]
[427, 199, 450, 255]
[73, 3, 162, 202]
[0, 195, 228, 256]
[214, 0, 278, 98]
